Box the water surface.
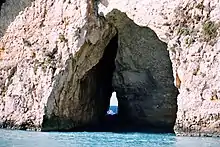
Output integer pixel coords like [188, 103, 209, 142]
[0, 129, 220, 147]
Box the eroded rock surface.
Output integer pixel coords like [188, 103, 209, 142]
[99, 0, 220, 136]
[106, 10, 178, 132]
[0, 0, 116, 130]
[0, 0, 35, 37]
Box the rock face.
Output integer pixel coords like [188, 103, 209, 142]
[0, 0, 117, 130]
[168, 1, 220, 137]
[99, 0, 220, 136]
[106, 10, 178, 131]
[0, 0, 35, 37]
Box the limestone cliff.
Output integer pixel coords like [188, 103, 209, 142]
[99, 0, 220, 136]
[0, 0, 116, 130]
[1, 0, 220, 137]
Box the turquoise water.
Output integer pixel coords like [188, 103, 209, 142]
[0, 129, 220, 147]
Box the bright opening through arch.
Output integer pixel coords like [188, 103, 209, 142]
[107, 92, 118, 115]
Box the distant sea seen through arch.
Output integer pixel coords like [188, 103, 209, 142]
[107, 92, 118, 115]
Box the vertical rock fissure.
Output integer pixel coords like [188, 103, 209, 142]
[0, 0, 6, 11]
[74, 34, 118, 131]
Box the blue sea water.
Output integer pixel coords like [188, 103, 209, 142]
[0, 129, 220, 147]
[107, 106, 118, 115]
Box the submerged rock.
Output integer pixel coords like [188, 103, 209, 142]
[0, 0, 117, 131]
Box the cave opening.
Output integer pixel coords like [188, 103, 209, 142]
[42, 10, 177, 133]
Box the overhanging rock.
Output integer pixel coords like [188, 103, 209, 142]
[0, 0, 116, 131]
